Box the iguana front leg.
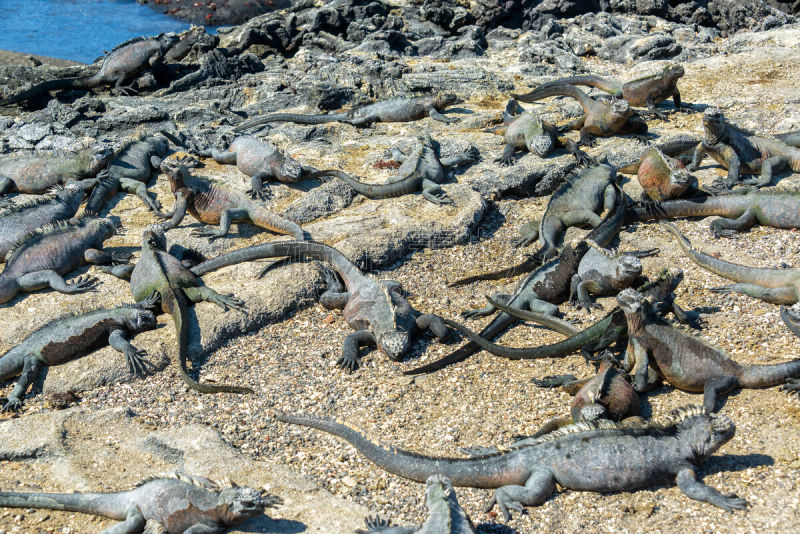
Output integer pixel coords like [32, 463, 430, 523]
[646, 95, 668, 121]
[119, 177, 161, 212]
[429, 108, 458, 124]
[85, 248, 131, 266]
[716, 144, 741, 189]
[740, 155, 786, 187]
[247, 169, 274, 201]
[709, 207, 757, 237]
[100, 503, 146, 534]
[183, 286, 247, 312]
[560, 209, 603, 229]
[495, 144, 517, 166]
[512, 219, 540, 248]
[2, 354, 43, 412]
[441, 147, 479, 168]
[484, 468, 556, 522]
[386, 146, 408, 163]
[339, 330, 376, 371]
[675, 467, 747, 511]
[420, 179, 452, 205]
[158, 192, 189, 230]
[672, 88, 683, 110]
[108, 329, 150, 377]
[415, 313, 451, 341]
[625, 338, 651, 392]
[710, 283, 798, 305]
[17, 271, 98, 295]
[191, 208, 249, 240]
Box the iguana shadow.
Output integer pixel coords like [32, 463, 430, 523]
[237, 515, 307, 533]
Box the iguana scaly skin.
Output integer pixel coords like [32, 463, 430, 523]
[618, 288, 800, 413]
[662, 222, 800, 304]
[688, 108, 800, 189]
[191, 241, 451, 371]
[515, 64, 685, 120]
[451, 163, 619, 286]
[0, 217, 130, 304]
[310, 133, 479, 205]
[507, 84, 647, 146]
[158, 161, 306, 241]
[0, 473, 276, 534]
[233, 93, 460, 131]
[357, 475, 476, 534]
[84, 135, 171, 216]
[0, 146, 113, 197]
[277, 406, 746, 522]
[0, 33, 181, 106]
[130, 225, 252, 394]
[0, 299, 157, 411]
[0, 185, 84, 261]
[619, 146, 695, 201]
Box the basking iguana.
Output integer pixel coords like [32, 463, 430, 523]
[0, 184, 84, 261]
[0, 298, 157, 411]
[130, 225, 252, 394]
[233, 93, 460, 131]
[84, 134, 171, 215]
[0, 217, 130, 304]
[0, 33, 181, 106]
[688, 108, 800, 189]
[277, 405, 746, 522]
[157, 160, 306, 241]
[618, 145, 697, 201]
[0, 145, 113, 197]
[357, 475, 476, 534]
[309, 133, 479, 205]
[190, 241, 451, 371]
[618, 288, 800, 412]
[514, 64, 685, 120]
[0, 472, 278, 534]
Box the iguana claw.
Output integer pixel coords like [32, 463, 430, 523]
[126, 348, 150, 377]
[1, 397, 22, 412]
[484, 489, 525, 523]
[780, 378, 800, 396]
[337, 353, 361, 372]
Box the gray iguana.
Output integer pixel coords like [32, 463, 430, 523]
[0, 146, 113, 197]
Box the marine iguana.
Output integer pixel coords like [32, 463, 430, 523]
[84, 134, 171, 216]
[779, 304, 800, 395]
[157, 160, 306, 241]
[618, 288, 800, 412]
[514, 64, 685, 120]
[233, 93, 460, 131]
[0, 184, 84, 261]
[0, 33, 181, 106]
[0, 297, 158, 411]
[130, 225, 252, 394]
[357, 475, 476, 534]
[190, 241, 451, 371]
[276, 405, 747, 522]
[0, 217, 130, 304]
[0, 472, 277, 533]
[0, 146, 113, 197]
[687, 108, 800, 189]
[309, 133, 479, 205]
[506, 84, 648, 147]
[619, 145, 696, 201]
[450, 163, 619, 286]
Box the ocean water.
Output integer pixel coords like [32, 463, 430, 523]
[0, 0, 205, 63]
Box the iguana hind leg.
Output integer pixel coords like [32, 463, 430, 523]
[191, 208, 249, 240]
[416, 313, 451, 341]
[675, 468, 747, 511]
[703, 375, 739, 413]
[512, 219, 540, 248]
[421, 179, 452, 205]
[183, 286, 247, 312]
[119, 177, 160, 212]
[2, 354, 43, 412]
[484, 468, 556, 522]
[17, 271, 98, 294]
[740, 156, 786, 187]
[709, 208, 757, 237]
[100, 504, 146, 534]
[209, 149, 237, 164]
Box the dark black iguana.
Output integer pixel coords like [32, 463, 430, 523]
[157, 160, 306, 241]
[0, 217, 131, 304]
[277, 405, 746, 522]
[309, 133, 479, 205]
[0, 184, 84, 261]
[129, 224, 252, 394]
[0, 472, 278, 534]
[0, 33, 181, 106]
[514, 64, 685, 120]
[233, 93, 460, 131]
[618, 287, 800, 413]
[0, 297, 157, 411]
[0, 145, 113, 197]
[451, 163, 619, 286]
[688, 108, 800, 189]
[84, 134, 171, 216]
[190, 241, 451, 371]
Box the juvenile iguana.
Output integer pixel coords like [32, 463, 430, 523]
[688, 108, 800, 189]
[233, 93, 460, 131]
[0, 472, 277, 534]
[514, 64, 685, 120]
[190, 241, 451, 371]
[618, 288, 800, 412]
[0, 217, 130, 304]
[157, 160, 306, 241]
[277, 405, 747, 522]
[0, 298, 157, 411]
[130, 225, 252, 394]
[0, 146, 113, 197]
[309, 133, 479, 205]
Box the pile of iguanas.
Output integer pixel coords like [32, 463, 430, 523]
[2, 19, 800, 532]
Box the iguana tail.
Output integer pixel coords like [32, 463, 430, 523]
[740, 359, 800, 388]
[513, 75, 623, 101]
[448, 250, 548, 287]
[0, 77, 92, 106]
[510, 83, 594, 109]
[0, 490, 127, 519]
[308, 169, 421, 199]
[233, 112, 351, 131]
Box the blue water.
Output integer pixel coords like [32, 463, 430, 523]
[0, 0, 210, 63]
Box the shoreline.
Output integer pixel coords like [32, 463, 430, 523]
[0, 49, 84, 67]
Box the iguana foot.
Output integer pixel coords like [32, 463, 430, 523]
[632, 134, 650, 144]
[484, 489, 525, 523]
[125, 348, 151, 377]
[494, 155, 514, 166]
[532, 374, 577, 388]
[574, 150, 594, 168]
[65, 275, 99, 293]
[190, 227, 223, 241]
[247, 187, 272, 201]
[210, 293, 247, 312]
[780, 378, 800, 396]
[336, 352, 361, 372]
[575, 300, 603, 312]
[362, 515, 391, 531]
[712, 493, 749, 511]
[711, 227, 739, 238]
[461, 307, 490, 320]
[1, 397, 22, 412]
[111, 251, 132, 264]
[144, 196, 161, 212]
[115, 85, 138, 96]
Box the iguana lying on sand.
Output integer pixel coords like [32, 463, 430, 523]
[310, 133, 479, 205]
[0, 472, 278, 534]
[0, 218, 130, 304]
[0, 146, 113, 197]
[233, 93, 460, 131]
[191, 241, 451, 371]
[0, 33, 181, 106]
[0, 297, 157, 411]
[514, 64, 685, 120]
[688, 108, 800, 189]
[618, 288, 800, 412]
[277, 405, 746, 522]
[158, 160, 306, 241]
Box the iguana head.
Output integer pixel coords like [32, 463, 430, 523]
[373, 284, 415, 360]
[702, 108, 726, 144]
[84, 144, 114, 175]
[150, 135, 171, 156]
[664, 63, 685, 81]
[609, 98, 632, 119]
[435, 93, 460, 108]
[218, 486, 270, 526]
[616, 287, 644, 314]
[674, 408, 735, 464]
[142, 224, 167, 252]
[157, 32, 182, 50]
[91, 217, 121, 241]
[275, 156, 304, 183]
[55, 183, 86, 210]
[425, 474, 455, 508]
[128, 309, 158, 331]
[616, 254, 643, 283]
[528, 134, 555, 157]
